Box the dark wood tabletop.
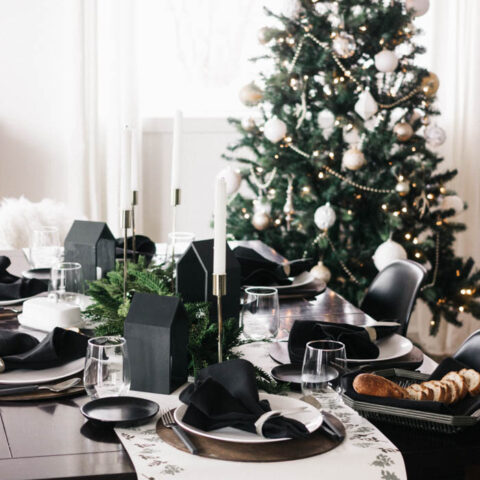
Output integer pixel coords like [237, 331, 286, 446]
[0, 249, 478, 480]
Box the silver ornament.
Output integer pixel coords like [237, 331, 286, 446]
[252, 211, 270, 231]
[310, 261, 331, 283]
[239, 82, 263, 106]
[342, 146, 366, 170]
[332, 31, 356, 58]
[424, 124, 446, 147]
[241, 117, 256, 132]
[394, 122, 414, 141]
[354, 89, 378, 120]
[314, 202, 336, 230]
[373, 239, 407, 271]
[395, 181, 411, 196]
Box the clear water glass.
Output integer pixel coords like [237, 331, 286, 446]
[167, 232, 195, 262]
[49, 262, 84, 305]
[84, 337, 131, 399]
[29, 226, 61, 268]
[241, 287, 279, 340]
[301, 340, 346, 398]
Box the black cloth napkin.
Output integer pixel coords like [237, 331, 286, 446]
[116, 235, 156, 264]
[0, 256, 47, 300]
[233, 246, 313, 287]
[342, 357, 480, 416]
[179, 359, 309, 439]
[0, 327, 88, 372]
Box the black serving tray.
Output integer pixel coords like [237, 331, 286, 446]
[342, 368, 480, 433]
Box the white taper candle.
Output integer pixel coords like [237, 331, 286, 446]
[213, 176, 227, 274]
[121, 125, 132, 210]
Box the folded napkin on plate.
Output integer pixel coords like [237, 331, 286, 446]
[233, 246, 313, 287]
[116, 235, 156, 264]
[0, 327, 88, 372]
[0, 256, 47, 300]
[179, 359, 309, 439]
[288, 320, 397, 363]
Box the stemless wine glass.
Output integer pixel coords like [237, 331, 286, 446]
[29, 226, 61, 268]
[167, 232, 195, 262]
[84, 337, 131, 399]
[301, 340, 346, 399]
[240, 287, 280, 340]
[49, 262, 84, 305]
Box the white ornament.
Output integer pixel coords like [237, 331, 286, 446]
[241, 117, 256, 132]
[264, 116, 287, 143]
[343, 126, 361, 145]
[239, 82, 263, 106]
[342, 146, 366, 171]
[217, 167, 241, 196]
[441, 195, 464, 215]
[373, 239, 407, 271]
[406, 0, 430, 17]
[252, 211, 270, 231]
[317, 109, 335, 129]
[253, 196, 272, 214]
[314, 202, 336, 230]
[424, 124, 446, 147]
[310, 261, 331, 283]
[374, 49, 399, 73]
[355, 89, 378, 120]
[332, 31, 356, 58]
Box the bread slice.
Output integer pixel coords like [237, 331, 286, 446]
[407, 384, 427, 401]
[422, 380, 449, 403]
[419, 383, 435, 401]
[459, 369, 480, 396]
[442, 371, 468, 399]
[441, 379, 460, 404]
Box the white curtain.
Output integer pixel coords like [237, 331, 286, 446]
[408, 0, 480, 355]
[66, 0, 141, 236]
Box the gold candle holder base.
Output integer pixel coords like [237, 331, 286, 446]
[212, 273, 227, 363]
[121, 209, 132, 300]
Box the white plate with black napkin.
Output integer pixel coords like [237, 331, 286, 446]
[174, 393, 323, 443]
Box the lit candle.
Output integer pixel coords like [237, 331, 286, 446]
[130, 128, 139, 192]
[121, 125, 132, 210]
[171, 110, 183, 205]
[213, 177, 227, 275]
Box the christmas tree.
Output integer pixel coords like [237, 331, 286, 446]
[222, 0, 480, 334]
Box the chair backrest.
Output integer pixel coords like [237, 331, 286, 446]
[453, 330, 480, 371]
[360, 260, 427, 336]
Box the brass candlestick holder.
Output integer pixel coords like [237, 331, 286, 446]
[212, 273, 227, 363]
[131, 190, 138, 263]
[121, 209, 132, 300]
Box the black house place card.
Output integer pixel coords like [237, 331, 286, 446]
[64, 220, 116, 281]
[124, 293, 189, 394]
[176, 239, 241, 321]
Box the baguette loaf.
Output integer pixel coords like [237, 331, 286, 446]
[353, 373, 407, 399]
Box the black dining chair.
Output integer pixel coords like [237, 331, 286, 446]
[360, 260, 427, 336]
[453, 329, 480, 371]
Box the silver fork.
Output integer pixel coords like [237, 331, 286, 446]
[0, 378, 82, 397]
[161, 408, 198, 455]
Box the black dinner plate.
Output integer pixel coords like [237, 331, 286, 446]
[22, 268, 51, 283]
[271, 364, 302, 386]
[81, 396, 159, 428]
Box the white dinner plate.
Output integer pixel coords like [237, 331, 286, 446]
[174, 393, 323, 443]
[246, 271, 317, 291]
[0, 357, 85, 385]
[269, 333, 413, 364]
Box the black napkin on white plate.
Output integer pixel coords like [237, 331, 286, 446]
[179, 359, 309, 439]
[0, 256, 47, 300]
[116, 235, 156, 264]
[288, 320, 399, 364]
[233, 246, 313, 287]
[0, 327, 88, 372]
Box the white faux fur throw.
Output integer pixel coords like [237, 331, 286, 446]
[0, 197, 86, 249]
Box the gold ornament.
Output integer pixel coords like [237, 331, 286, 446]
[421, 72, 439, 97]
[342, 146, 366, 171]
[252, 211, 270, 231]
[395, 181, 411, 196]
[239, 82, 263, 106]
[393, 122, 414, 142]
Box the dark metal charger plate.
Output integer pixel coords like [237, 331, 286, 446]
[156, 410, 345, 462]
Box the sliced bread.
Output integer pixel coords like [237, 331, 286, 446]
[459, 368, 480, 396]
[442, 371, 468, 399]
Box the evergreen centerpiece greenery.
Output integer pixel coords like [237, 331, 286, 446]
[223, 0, 480, 334]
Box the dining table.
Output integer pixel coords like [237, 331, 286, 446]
[0, 248, 479, 480]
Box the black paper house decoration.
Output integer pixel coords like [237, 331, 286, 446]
[124, 293, 189, 394]
[176, 239, 241, 321]
[64, 220, 116, 281]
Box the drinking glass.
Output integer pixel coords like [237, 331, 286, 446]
[29, 226, 61, 268]
[84, 336, 131, 399]
[240, 287, 279, 340]
[49, 262, 84, 305]
[167, 232, 195, 262]
[301, 340, 346, 398]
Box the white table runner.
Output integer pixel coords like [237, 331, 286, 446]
[115, 342, 407, 480]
